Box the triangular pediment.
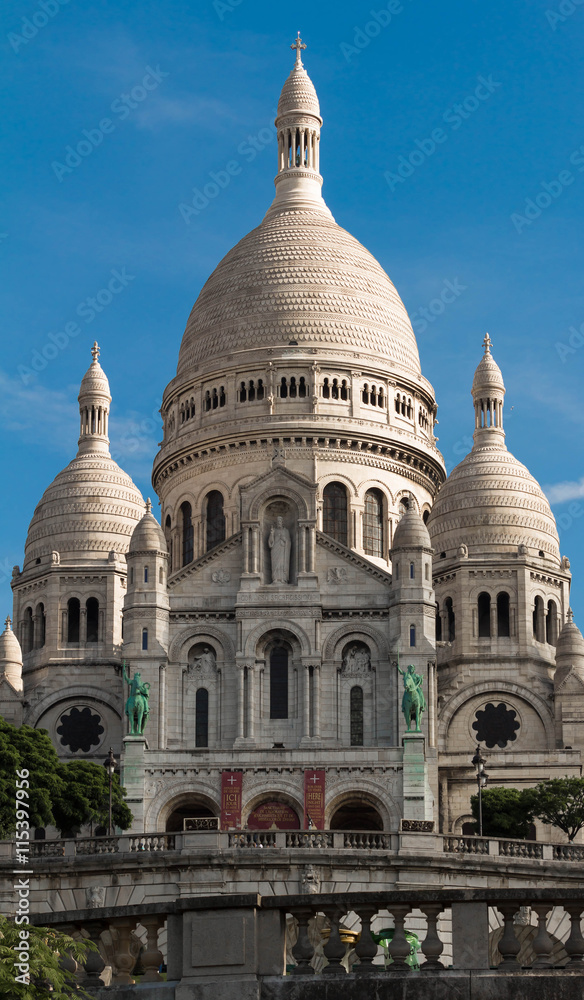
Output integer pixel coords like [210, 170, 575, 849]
[0, 676, 24, 699]
[555, 664, 584, 694]
[168, 531, 241, 594]
[316, 530, 392, 600]
[240, 465, 317, 521]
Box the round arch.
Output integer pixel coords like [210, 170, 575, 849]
[25, 686, 122, 728]
[242, 788, 304, 828]
[243, 619, 312, 658]
[169, 625, 235, 664]
[144, 779, 221, 832]
[325, 782, 399, 832]
[439, 681, 555, 749]
[318, 473, 359, 499]
[249, 486, 310, 522]
[322, 622, 389, 662]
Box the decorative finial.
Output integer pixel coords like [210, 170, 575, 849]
[482, 333, 492, 355]
[91, 341, 100, 363]
[145, 498, 152, 514]
[567, 607, 574, 624]
[291, 31, 306, 65]
[4, 616, 11, 632]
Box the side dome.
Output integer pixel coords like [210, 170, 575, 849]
[22, 345, 144, 570]
[0, 617, 23, 691]
[129, 500, 168, 555]
[428, 337, 560, 564]
[392, 503, 432, 551]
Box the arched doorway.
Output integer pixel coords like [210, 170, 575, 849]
[330, 800, 383, 831]
[165, 797, 217, 833]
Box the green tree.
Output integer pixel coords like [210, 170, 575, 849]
[470, 786, 535, 840]
[526, 777, 584, 842]
[0, 719, 132, 838]
[0, 914, 96, 999]
[54, 761, 132, 837]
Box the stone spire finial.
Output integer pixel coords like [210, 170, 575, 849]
[91, 341, 100, 363]
[145, 498, 152, 514]
[482, 332, 492, 355]
[291, 31, 307, 65]
[4, 616, 12, 631]
[567, 607, 574, 624]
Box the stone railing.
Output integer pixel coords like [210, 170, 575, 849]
[29, 888, 584, 998]
[4, 831, 581, 863]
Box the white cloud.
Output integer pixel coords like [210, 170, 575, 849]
[544, 478, 584, 506]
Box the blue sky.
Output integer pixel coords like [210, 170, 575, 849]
[1, 0, 583, 621]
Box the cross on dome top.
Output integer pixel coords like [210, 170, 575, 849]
[567, 607, 574, 624]
[291, 32, 306, 65]
[91, 341, 101, 363]
[482, 332, 492, 355]
[145, 498, 152, 514]
[4, 616, 12, 632]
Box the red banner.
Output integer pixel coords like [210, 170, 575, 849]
[304, 770, 325, 829]
[221, 771, 242, 829]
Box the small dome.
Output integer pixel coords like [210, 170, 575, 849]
[392, 504, 432, 551]
[472, 334, 505, 397]
[277, 44, 320, 119]
[0, 617, 23, 691]
[79, 342, 111, 401]
[556, 610, 584, 667]
[128, 499, 168, 555]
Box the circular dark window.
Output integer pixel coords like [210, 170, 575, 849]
[472, 702, 520, 749]
[56, 707, 104, 753]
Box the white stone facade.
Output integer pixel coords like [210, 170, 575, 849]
[3, 48, 584, 848]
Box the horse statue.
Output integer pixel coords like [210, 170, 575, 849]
[396, 658, 426, 733]
[123, 662, 151, 735]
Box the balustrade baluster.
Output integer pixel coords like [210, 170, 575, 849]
[497, 905, 521, 970]
[79, 921, 106, 988]
[386, 904, 412, 972]
[322, 908, 347, 974]
[290, 908, 315, 975]
[420, 904, 444, 970]
[140, 917, 164, 981]
[354, 906, 378, 975]
[111, 918, 137, 984]
[564, 904, 584, 965]
[531, 904, 554, 968]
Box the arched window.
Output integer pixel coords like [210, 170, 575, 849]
[422, 510, 430, 525]
[350, 686, 364, 746]
[445, 597, 455, 641]
[270, 645, 288, 719]
[206, 491, 225, 551]
[23, 607, 34, 653]
[533, 596, 545, 642]
[257, 379, 264, 400]
[34, 603, 46, 648]
[323, 482, 348, 545]
[363, 489, 384, 558]
[195, 688, 209, 748]
[478, 592, 491, 637]
[144, 566, 149, 584]
[409, 624, 416, 647]
[164, 515, 172, 570]
[129, 567, 134, 585]
[497, 592, 510, 638]
[239, 381, 247, 402]
[280, 377, 288, 399]
[435, 603, 442, 641]
[86, 597, 99, 643]
[546, 600, 558, 645]
[67, 598, 80, 644]
[142, 628, 148, 651]
[180, 501, 193, 566]
[159, 566, 164, 584]
[409, 562, 415, 579]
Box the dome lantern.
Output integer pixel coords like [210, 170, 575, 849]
[472, 333, 506, 448]
[77, 342, 111, 457]
[264, 34, 333, 221]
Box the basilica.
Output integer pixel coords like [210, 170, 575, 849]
[2, 39, 584, 843]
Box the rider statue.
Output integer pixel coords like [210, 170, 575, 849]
[396, 654, 426, 733]
[123, 662, 151, 735]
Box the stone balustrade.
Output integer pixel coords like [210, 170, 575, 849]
[29, 888, 584, 999]
[3, 830, 580, 862]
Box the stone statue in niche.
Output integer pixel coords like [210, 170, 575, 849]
[342, 643, 371, 675]
[189, 647, 216, 674]
[269, 516, 291, 584]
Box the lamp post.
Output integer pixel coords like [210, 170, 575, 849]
[471, 745, 489, 836]
[104, 748, 117, 836]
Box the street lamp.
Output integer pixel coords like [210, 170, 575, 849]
[471, 745, 489, 836]
[103, 748, 117, 837]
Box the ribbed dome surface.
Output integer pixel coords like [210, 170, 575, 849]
[24, 455, 144, 569]
[277, 61, 320, 117]
[556, 613, 584, 665]
[79, 359, 110, 399]
[0, 618, 22, 667]
[129, 507, 168, 554]
[392, 505, 432, 551]
[472, 351, 505, 396]
[177, 211, 421, 376]
[427, 444, 560, 563]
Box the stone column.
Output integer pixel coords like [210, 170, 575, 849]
[158, 664, 166, 750]
[313, 665, 321, 740]
[252, 526, 260, 575]
[236, 665, 245, 740]
[298, 525, 306, 574]
[242, 524, 249, 574]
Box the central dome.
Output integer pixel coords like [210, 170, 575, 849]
[177, 210, 421, 377]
